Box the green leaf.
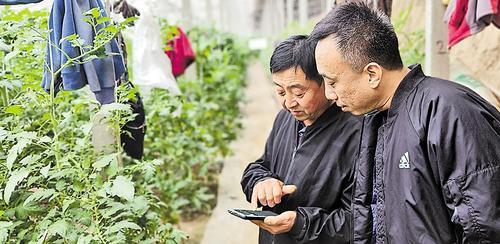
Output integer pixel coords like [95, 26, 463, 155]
[62, 199, 75, 214]
[77, 235, 93, 244]
[81, 55, 99, 63]
[37, 230, 48, 244]
[102, 202, 126, 219]
[110, 176, 134, 201]
[120, 17, 138, 26]
[4, 105, 24, 116]
[39, 136, 51, 143]
[130, 196, 149, 215]
[105, 220, 141, 234]
[0, 229, 8, 244]
[40, 164, 50, 178]
[23, 188, 56, 206]
[59, 34, 78, 44]
[48, 219, 68, 238]
[86, 8, 101, 19]
[0, 221, 12, 229]
[100, 103, 131, 113]
[4, 168, 30, 205]
[0, 40, 10, 51]
[4, 50, 20, 64]
[96, 16, 111, 25]
[102, 25, 118, 33]
[92, 153, 117, 170]
[0, 221, 12, 242]
[19, 154, 41, 167]
[82, 17, 93, 25]
[17, 131, 37, 140]
[0, 128, 8, 142]
[6, 139, 29, 171]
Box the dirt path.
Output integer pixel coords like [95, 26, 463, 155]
[198, 61, 280, 244]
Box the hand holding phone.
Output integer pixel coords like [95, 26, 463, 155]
[228, 208, 278, 220]
[251, 179, 297, 208]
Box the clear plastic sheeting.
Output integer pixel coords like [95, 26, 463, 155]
[131, 6, 180, 95]
[126, 0, 179, 20]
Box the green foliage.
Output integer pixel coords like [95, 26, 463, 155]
[142, 24, 253, 218]
[0, 8, 252, 243]
[258, 19, 317, 72]
[0, 7, 47, 108]
[392, 2, 425, 67]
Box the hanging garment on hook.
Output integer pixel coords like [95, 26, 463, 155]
[0, 0, 43, 5]
[113, 0, 140, 19]
[445, 0, 500, 48]
[42, 0, 126, 105]
[165, 27, 195, 78]
[120, 82, 146, 160]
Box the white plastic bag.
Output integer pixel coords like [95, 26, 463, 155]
[132, 7, 180, 95]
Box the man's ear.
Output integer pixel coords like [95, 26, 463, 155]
[364, 62, 383, 89]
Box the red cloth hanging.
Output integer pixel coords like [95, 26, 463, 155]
[445, 0, 500, 48]
[165, 27, 195, 77]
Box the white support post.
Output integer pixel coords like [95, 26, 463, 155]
[206, 0, 214, 25]
[286, 0, 294, 24]
[324, 0, 332, 13]
[299, 0, 307, 25]
[219, 0, 228, 31]
[276, 0, 286, 30]
[425, 0, 449, 79]
[182, 0, 193, 28]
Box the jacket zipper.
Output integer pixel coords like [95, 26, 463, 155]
[284, 137, 301, 182]
[351, 117, 365, 244]
[284, 122, 305, 182]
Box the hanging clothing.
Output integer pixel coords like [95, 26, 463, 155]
[165, 27, 195, 78]
[113, 34, 146, 159]
[112, 0, 140, 19]
[42, 0, 126, 105]
[444, 0, 500, 48]
[132, 7, 180, 94]
[0, 0, 43, 5]
[120, 82, 146, 160]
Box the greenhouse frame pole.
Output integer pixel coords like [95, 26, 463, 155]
[425, 0, 449, 79]
[299, 0, 307, 25]
[182, 0, 193, 28]
[286, 0, 294, 24]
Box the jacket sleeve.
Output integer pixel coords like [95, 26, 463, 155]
[240, 111, 282, 202]
[424, 90, 500, 243]
[288, 167, 353, 243]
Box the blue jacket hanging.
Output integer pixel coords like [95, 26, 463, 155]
[0, 0, 43, 5]
[42, 0, 126, 104]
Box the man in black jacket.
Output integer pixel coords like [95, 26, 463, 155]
[310, 2, 500, 243]
[240, 35, 361, 243]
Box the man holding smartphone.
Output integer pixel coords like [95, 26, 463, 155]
[240, 35, 361, 243]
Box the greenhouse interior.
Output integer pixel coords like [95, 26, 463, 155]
[0, 0, 499, 243]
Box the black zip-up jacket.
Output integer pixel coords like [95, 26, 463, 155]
[241, 105, 362, 243]
[353, 64, 500, 243]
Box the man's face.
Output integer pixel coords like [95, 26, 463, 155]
[315, 37, 380, 115]
[272, 67, 331, 126]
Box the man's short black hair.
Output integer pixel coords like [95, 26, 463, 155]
[309, 2, 403, 72]
[270, 35, 323, 85]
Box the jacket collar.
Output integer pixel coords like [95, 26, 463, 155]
[387, 64, 426, 119]
[296, 104, 343, 130]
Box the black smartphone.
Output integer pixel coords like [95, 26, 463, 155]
[228, 208, 278, 220]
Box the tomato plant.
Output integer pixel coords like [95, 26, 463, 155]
[0, 7, 252, 243]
